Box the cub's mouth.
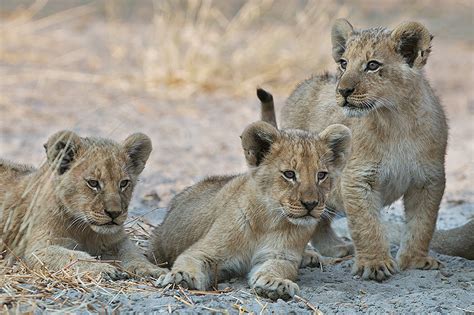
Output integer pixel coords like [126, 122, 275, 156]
[285, 212, 320, 226]
[88, 219, 122, 234]
[89, 219, 121, 227]
[341, 100, 375, 117]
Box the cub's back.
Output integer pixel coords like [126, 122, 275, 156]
[281, 74, 349, 132]
[0, 159, 36, 208]
[149, 174, 238, 265]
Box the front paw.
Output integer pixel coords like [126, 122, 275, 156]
[87, 263, 128, 280]
[397, 254, 442, 271]
[126, 261, 168, 278]
[251, 275, 300, 301]
[352, 256, 398, 282]
[156, 270, 205, 290]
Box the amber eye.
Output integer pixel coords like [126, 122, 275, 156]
[339, 59, 347, 70]
[317, 171, 328, 181]
[282, 170, 296, 180]
[366, 60, 381, 71]
[120, 179, 130, 190]
[86, 179, 100, 191]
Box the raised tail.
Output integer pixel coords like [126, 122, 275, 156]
[256, 88, 277, 129]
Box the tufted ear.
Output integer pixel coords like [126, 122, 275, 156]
[391, 21, 432, 68]
[331, 18, 354, 62]
[44, 130, 81, 175]
[241, 121, 279, 167]
[319, 124, 352, 172]
[122, 133, 153, 176]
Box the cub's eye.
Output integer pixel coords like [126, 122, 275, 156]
[339, 59, 347, 70]
[366, 60, 381, 71]
[282, 170, 296, 180]
[86, 179, 100, 191]
[317, 171, 328, 181]
[120, 179, 130, 190]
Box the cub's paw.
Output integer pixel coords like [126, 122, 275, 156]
[300, 249, 324, 268]
[352, 256, 398, 282]
[87, 263, 128, 281]
[397, 254, 443, 271]
[156, 270, 204, 290]
[126, 261, 168, 278]
[251, 275, 300, 301]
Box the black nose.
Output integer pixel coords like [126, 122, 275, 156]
[301, 200, 318, 211]
[105, 209, 121, 219]
[338, 87, 355, 98]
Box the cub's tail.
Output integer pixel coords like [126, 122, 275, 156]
[256, 88, 278, 129]
[431, 219, 474, 259]
[387, 219, 474, 260]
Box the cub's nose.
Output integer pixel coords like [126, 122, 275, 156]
[105, 209, 121, 220]
[338, 87, 355, 98]
[301, 200, 318, 211]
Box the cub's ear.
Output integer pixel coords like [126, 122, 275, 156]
[122, 133, 153, 176]
[44, 130, 81, 175]
[241, 121, 279, 167]
[331, 18, 354, 62]
[319, 124, 352, 171]
[391, 21, 432, 68]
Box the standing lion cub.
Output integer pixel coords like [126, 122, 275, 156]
[149, 121, 351, 300]
[0, 130, 166, 279]
[262, 19, 448, 281]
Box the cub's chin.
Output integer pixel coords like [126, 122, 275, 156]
[90, 223, 122, 235]
[286, 215, 319, 227]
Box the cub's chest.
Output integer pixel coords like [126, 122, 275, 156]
[377, 139, 427, 205]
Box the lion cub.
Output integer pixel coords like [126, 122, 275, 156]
[274, 19, 448, 281]
[0, 131, 166, 279]
[150, 121, 351, 300]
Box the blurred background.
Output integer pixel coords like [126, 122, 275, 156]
[1, 0, 473, 211]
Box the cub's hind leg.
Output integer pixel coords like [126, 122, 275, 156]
[397, 178, 445, 270]
[310, 215, 354, 258]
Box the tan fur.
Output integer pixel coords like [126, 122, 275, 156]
[275, 19, 448, 281]
[149, 121, 351, 300]
[385, 220, 474, 260]
[0, 131, 167, 279]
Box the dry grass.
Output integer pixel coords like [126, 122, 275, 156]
[0, 0, 346, 100]
[0, 216, 154, 313]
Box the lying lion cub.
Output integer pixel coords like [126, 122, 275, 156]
[0, 130, 166, 279]
[149, 121, 351, 300]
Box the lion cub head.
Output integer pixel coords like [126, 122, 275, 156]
[44, 131, 152, 234]
[331, 19, 432, 117]
[241, 122, 351, 226]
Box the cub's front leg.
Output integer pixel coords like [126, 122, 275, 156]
[248, 252, 300, 301]
[26, 244, 127, 280]
[155, 242, 217, 290]
[115, 237, 168, 278]
[397, 177, 445, 270]
[343, 175, 397, 281]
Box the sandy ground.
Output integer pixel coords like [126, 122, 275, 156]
[1, 1, 474, 313]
